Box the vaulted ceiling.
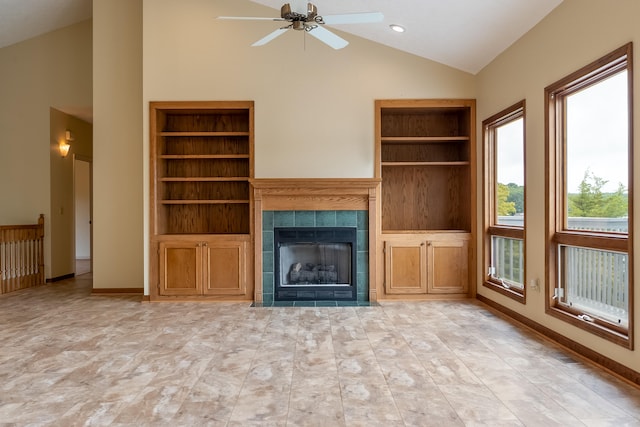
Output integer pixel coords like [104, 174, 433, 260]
[0, 0, 92, 49]
[0, 0, 562, 74]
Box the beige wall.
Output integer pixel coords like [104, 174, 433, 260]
[476, 0, 640, 371]
[142, 0, 475, 179]
[50, 108, 93, 278]
[92, 0, 143, 289]
[0, 21, 92, 279]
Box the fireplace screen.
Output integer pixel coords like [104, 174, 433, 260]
[274, 227, 357, 301]
[280, 243, 351, 286]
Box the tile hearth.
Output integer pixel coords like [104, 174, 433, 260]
[1, 275, 640, 425]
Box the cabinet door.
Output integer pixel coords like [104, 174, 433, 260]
[427, 239, 469, 294]
[159, 241, 202, 296]
[203, 240, 248, 296]
[384, 240, 427, 294]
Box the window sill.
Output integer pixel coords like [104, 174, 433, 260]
[546, 305, 632, 349]
[483, 280, 525, 304]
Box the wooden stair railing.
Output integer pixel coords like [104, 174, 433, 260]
[0, 214, 45, 294]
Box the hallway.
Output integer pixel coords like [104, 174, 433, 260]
[1, 276, 639, 426]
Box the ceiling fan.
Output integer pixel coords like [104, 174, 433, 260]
[217, 1, 384, 50]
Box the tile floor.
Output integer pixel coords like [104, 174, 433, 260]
[1, 274, 640, 426]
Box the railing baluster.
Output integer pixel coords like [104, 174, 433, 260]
[0, 216, 45, 294]
[491, 236, 524, 287]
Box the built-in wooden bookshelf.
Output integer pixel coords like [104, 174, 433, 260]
[375, 99, 476, 299]
[378, 102, 472, 232]
[152, 104, 253, 235]
[149, 101, 254, 301]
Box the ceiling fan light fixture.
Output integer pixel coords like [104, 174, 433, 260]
[281, 3, 292, 17]
[390, 24, 406, 33]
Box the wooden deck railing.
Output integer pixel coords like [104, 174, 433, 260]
[563, 245, 629, 324]
[0, 215, 45, 294]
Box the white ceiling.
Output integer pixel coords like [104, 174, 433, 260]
[0, 0, 561, 73]
[0, 0, 91, 49]
[248, 0, 563, 74]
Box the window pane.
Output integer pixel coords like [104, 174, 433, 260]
[565, 71, 628, 232]
[559, 245, 628, 327]
[491, 236, 524, 288]
[495, 118, 524, 226]
[546, 44, 632, 344]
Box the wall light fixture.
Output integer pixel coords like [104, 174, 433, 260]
[59, 130, 74, 158]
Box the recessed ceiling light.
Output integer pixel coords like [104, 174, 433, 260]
[389, 24, 405, 33]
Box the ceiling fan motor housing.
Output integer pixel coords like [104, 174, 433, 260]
[281, 3, 319, 23]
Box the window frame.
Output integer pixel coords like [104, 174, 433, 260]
[483, 100, 526, 303]
[545, 43, 634, 348]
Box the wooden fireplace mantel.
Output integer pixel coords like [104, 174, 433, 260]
[250, 178, 381, 303]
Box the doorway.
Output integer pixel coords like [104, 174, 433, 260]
[74, 156, 92, 275]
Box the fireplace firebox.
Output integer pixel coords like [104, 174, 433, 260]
[274, 227, 357, 301]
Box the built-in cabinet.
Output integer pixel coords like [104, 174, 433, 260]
[376, 99, 475, 299]
[383, 238, 427, 294]
[158, 237, 248, 297]
[383, 235, 469, 296]
[150, 101, 254, 301]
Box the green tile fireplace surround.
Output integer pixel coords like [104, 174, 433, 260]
[262, 210, 369, 305]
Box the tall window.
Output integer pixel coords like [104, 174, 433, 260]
[483, 101, 526, 302]
[546, 43, 633, 347]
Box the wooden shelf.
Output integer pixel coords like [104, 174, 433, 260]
[160, 155, 249, 159]
[382, 161, 470, 167]
[159, 131, 249, 137]
[161, 200, 250, 205]
[160, 177, 249, 182]
[381, 136, 469, 143]
[382, 229, 471, 234]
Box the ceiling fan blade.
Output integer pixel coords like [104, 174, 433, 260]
[321, 12, 384, 25]
[217, 16, 285, 22]
[252, 27, 289, 46]
[307, 26, 348, 50]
